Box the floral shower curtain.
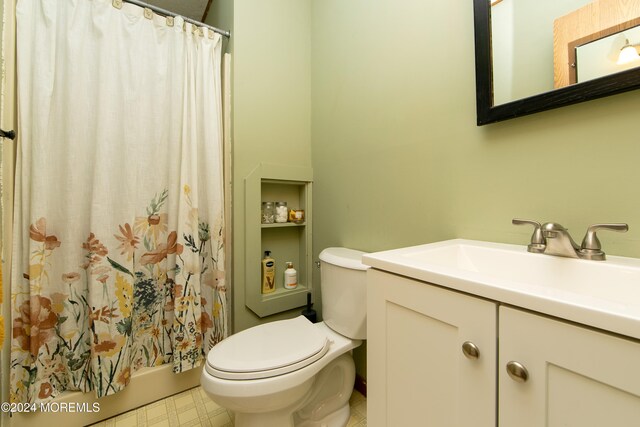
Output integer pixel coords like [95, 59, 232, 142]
[10, 0, 227, 403]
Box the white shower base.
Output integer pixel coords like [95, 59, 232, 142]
[11, 363, 201, 427]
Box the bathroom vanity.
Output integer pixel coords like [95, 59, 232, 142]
[364, 240, 640, 427]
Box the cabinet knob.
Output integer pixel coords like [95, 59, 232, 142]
[506, 361, 529, 383]
[461, 341, 480, 359]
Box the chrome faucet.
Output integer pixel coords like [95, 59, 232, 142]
[512, 219, 628, 261]
[540, 222, 582, 258]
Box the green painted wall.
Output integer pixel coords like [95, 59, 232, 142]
[311, 0, 640, 380]
[208, 0, 313, 333]
[311, 0, 640, 256]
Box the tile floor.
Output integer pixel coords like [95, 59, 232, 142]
[89, 386, 367, 427]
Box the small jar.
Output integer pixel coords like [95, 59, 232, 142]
[289, 209, 305, 224]
[261, 202, 275, 224]
[275, 201, 288, 223]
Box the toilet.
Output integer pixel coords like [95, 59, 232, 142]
[200, 247, 369, 427]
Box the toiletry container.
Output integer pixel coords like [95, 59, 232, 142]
[284, 262, 297, 289]
[262, 202, 275, 224]
[262, 251, 276, 294]
[289, 209, 305, 224]
[275, 201, 288, 223]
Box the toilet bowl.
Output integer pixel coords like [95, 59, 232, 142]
[201, 247, 369, 427]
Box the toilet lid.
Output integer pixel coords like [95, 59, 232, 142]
[205, 316, 330, 380]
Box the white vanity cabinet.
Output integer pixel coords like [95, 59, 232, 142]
[367, 269, 640, 427]
[499, 306, 640, 427]
[367, 269, 497, 427]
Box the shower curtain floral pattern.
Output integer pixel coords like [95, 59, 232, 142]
[11, 0, 227, 403]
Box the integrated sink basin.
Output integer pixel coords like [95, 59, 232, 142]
[363, 239, 640, 340]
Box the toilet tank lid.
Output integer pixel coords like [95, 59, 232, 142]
[319, 247, 370, 271]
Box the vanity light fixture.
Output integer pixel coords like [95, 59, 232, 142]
[617, 39, 640, 65]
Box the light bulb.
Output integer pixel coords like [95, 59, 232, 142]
[617, 44, 640, 65]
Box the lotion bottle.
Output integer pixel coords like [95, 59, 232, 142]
[283, 262, 297, 289]
[262, 251, 276, 294]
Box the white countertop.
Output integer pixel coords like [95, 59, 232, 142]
[363, 239, 640, 340]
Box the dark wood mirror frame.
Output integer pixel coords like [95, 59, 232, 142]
[474, 0, 640, 125]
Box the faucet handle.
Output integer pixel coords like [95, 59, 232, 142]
[581, 223, 629, 254]
[512, 218, 545, 253]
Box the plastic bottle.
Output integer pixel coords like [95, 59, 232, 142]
[262, 251, 276, 294]
[284, 262, 297, 289]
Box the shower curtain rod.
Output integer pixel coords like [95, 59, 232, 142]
[121, 0, 231, 38]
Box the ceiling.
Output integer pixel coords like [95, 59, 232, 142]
[144, 0, 212, 21]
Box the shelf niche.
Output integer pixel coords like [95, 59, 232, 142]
[245, 163, 313, 318]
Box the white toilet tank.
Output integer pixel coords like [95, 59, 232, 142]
[319, 247, 370, 340]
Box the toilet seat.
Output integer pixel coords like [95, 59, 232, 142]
[205, 316, 330, 380]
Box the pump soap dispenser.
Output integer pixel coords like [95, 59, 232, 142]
[284, 262, 298, 289]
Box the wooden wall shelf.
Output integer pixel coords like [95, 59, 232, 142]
[244, 163, 313, 318]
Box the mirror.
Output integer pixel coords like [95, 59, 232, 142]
[573, 25, 640, 84]
[474, 0, 640, 125]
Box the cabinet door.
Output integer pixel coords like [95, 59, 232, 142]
[499, 307, 640, 427]
[368, 270, 497, 427]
